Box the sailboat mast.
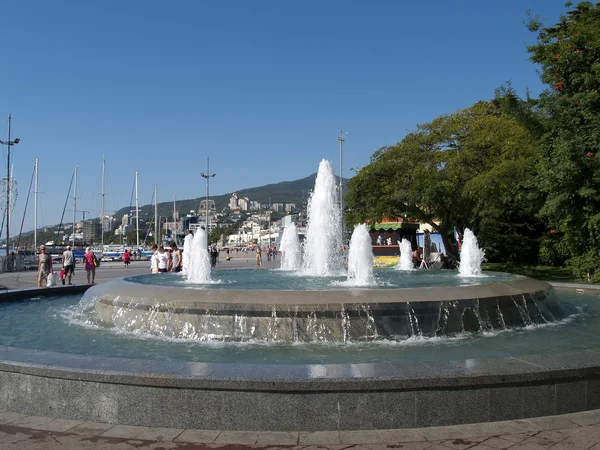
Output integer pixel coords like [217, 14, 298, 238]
[173, 194, 176, 243]
[101, 157, 105, 248]
[154, 185, 158, 246]
[72, 165, 78, 248]
[135, 171, 139, 249]
[34, 158, 38, 252]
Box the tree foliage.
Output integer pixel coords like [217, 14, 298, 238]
[527, 1, 600, 273]
[345, 101, 542, 263]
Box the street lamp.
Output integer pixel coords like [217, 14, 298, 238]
[200, 157, 216, 239]
[0, 115, 20, 256]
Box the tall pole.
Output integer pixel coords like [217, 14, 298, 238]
[337, 130, 346, 227]
[72, 166, 78, 248]
[101, 157, 105, 248]
[135, 171, 139, 249]
[34, 157, 38, 252]
[200, 157, 216, 238]
[154, 184, 158, 246]
[173, 194, 176, 243]
[6, 116, 11, 256]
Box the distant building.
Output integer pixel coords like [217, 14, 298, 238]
[229, 193, 239, 210]
[122, 214, 129, 227]
[250, 201, 261, 210]
[83, 221, 102, 244]
[238, 197, 249, 211]
[272, 203, 284, 212]
[285, 203, 296, 212]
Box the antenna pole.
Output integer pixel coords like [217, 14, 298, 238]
[72, 166, 78, 248]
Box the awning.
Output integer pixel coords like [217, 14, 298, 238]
[370, 222, 419, 231]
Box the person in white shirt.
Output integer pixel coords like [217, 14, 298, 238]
[156, 246, 169, 273]
[150, 244, 159, 274]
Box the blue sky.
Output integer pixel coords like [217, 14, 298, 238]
[1, 0, 566, 231]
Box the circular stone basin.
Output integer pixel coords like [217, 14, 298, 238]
[86, 270, 562, 344]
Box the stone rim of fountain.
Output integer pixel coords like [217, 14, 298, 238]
[0, 283, 598, 430]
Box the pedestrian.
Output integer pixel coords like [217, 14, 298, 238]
[150, 244, 159, 273]
[255, 246, 262, 266]
[170, 242, 182, 272]
[123, 249, 131, 267]
[62, 245, 75, 285]
[156, 246, 169, 273]
[83, 247, 97, 285]
[37, 245, 53, 288]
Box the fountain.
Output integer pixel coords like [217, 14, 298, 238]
[279, 223, 302, 271]
[346, 224, 375, 286]
[302, 159, 343, 276]
[186, 227, 212, 283]
[459, 227, 486, 277]
[181, 233, 193, 273]
[398, 238, 414, 271]
[0, 158, 593, 432]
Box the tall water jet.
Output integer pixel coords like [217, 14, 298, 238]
[280, 223, 302, 271]
[347, 224, 375, 286]
[398, 238, 414, 271]
[302, 159, 343, 276]
[459, 228, 486, 277]
[187, 228, 212, 283]
[182, 233, 194, 274]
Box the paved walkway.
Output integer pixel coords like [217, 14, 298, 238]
[2, 408, 600, 449]
[0, 255, 278, 289]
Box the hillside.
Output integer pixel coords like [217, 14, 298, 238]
[113, 173, 350, 221]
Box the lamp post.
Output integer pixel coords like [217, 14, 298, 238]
[0, 115, 20, 256]
[337, 130, 346, 229]
[200, 157, 216, 239]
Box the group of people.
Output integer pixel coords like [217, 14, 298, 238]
[37, 246, 99, 287]
[149, 242, 182, 274]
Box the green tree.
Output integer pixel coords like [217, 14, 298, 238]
[345, 101, 542, 263]
[527, 2, 600, 273]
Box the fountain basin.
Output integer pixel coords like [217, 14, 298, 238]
[91, 274, 560, 342]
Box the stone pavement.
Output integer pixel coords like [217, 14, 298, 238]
[0, 255, 277, 289]
[2, 408, 600, 449]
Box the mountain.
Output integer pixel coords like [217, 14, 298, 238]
[113, 173, 350, 221]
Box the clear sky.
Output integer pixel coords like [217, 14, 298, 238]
[1, 0, 566, 232]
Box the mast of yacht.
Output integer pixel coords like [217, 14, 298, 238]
[34, 158, 38, 252]
[135, 171, 139, 249]
[154, 185, 158, 246]
[72, 166, 78, 248]
[173, 194, 176, 243]
[101, 157, 105, 249]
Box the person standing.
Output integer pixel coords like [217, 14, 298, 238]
[37, 245, 53, 288]
[170, 242, 182, 272]
[62, 245, 75, 285]
[255, 246, 262, 267]
[149, 244, 159, 273]
[123, 249, 131, 268]
[156, 246, 169, 273]
[83, 247, 96, 285]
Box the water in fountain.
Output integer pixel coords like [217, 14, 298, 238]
[398, 238, 414, 271]
[279, 223, 302, 271]
[182, 233, 194, 273]
[186, 228, 212, 283]
[346, 224, 375, 286]
[302, 159, 343, 276]
[459, 228, 486, 277]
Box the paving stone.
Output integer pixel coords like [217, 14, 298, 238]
[549, 427, 600, 449]
[526, 415, 580, 430]
[508, 435, 558, 449]
[0, 411, 27, 425]
[477, 436, 517, 449]
[439, 436, 487, 449]
[174, 429, 221, 443]
[9, 415, 56, 429]
[134, 427, 184, 442]
[214, 430, 259, 444]
[562, 411, 600, 426]
[67, 421, 115, 436]
[378, 428, 426, 443]
[256, 431, 298, 445]
[499, 432, 537, 443]
[535, 429, 570, 443]
[99, 424, 150, 438]
[298, 430, 341, 445]
[420, 425, 465, 440]
[339, 430, 383, 444]
[34, 418, 82, 432]
[363, 443, 432, 450]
